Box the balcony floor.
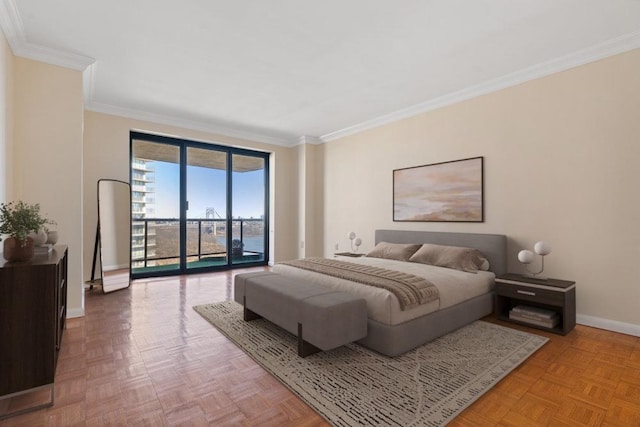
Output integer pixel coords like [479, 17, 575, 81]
[133, 253, 263, 274]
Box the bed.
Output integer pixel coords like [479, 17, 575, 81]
[272, 229, 507, 356]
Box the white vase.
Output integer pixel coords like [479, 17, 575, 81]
[29, 229, 48, 246]
[46, 230, 59, 245]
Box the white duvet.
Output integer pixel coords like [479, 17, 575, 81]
[272, 256, 495, 326]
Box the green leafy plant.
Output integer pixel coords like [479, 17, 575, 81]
[0, 201, 53, 244]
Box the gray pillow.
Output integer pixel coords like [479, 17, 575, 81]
[366, 242, 422, 262]
[408, 243, 490, 273]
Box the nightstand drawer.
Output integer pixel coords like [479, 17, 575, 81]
[496, 283, 564, 305]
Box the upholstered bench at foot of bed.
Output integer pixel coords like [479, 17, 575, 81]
[234, 272, 367, 357]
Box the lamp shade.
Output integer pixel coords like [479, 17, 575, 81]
[534, 241, 552, 256]
[517, 249, 534, 264]
[348, 231, 356, 240]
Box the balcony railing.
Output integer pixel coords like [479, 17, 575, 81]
[132, 185, 154, 193]
[131, 161, 155, 172]
[131, 217, 265, 270]
[131, 174, 155, 183]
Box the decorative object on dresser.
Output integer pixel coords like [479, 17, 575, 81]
[28, 229, 48, 246]
[517, 241, 552, 278]
[31, 229, 54, 255]
[0, 246, 68, 419]
[347, 231, 362, 253]
[33, 230, 60, 256]
[0, 201, 54, 262]
[194, 300, 547, 427]
[494, 273, 576, 335]
[393, 156, 484, 222]
[46, 230, 59, 245]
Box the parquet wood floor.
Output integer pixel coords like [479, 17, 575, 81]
[1, 268, 639, 426]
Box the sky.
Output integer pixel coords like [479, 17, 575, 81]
[151, 161, 265, 219]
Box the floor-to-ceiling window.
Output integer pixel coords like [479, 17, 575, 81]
[130, 132, 269, 278]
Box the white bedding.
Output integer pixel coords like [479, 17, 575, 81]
[272, 256, 495, 326]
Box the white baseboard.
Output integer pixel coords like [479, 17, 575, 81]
[577, 314, 640, 337]
[66, 307, 85, 319]
[104, 263, 129, 271]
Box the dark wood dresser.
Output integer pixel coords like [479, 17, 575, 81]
[0, 245, 68, 418]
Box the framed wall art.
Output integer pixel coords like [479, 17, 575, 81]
[393, 156, 484, 222]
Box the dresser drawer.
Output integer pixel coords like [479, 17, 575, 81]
[496, 282, 564, 306]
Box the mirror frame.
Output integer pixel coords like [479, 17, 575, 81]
[97, 179, 132, 293]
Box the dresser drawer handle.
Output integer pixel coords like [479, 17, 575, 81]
[517, 290, 536, 296]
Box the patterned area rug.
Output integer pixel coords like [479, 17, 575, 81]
[194, 301, 547, 426]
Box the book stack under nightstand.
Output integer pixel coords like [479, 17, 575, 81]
[509, 305, 559, 329]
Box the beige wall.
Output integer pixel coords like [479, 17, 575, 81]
[295, 142, 324, 258]
[12, 58, 84, 316]
[323, 49, 640, 332]
[296, 144, 305, 258]
[83, 111, 298, 280]
[304, 143, 324, 257]
[0, 30, 13, 204]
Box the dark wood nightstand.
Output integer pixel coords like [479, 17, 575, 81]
[334, 252, 366, 258]
[494, 273, 576, 335]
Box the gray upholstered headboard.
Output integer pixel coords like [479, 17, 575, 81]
[375, 230, 507, 276]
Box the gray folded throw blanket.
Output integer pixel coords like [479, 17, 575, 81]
[279, 257, 439, 310]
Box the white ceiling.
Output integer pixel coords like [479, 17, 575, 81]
[2, 1, 640, 146]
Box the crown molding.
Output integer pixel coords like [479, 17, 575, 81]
[13, 41, 95, 71]
[320, 30, 640, 142]
[85, 101, 297, 147]
[297, 136, 323, 146]
[0, 0, 23, 44]
[82, 63, 295, 148]
[83, 63, 97, 103]
[0, 0, 94, 71]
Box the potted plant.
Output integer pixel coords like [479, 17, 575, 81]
[0, 201, 52, 262]
[231, 238, 244, 258]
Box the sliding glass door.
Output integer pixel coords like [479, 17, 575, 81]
[185, 146, 229, 269]
[131, 140, 182, 275]
[130, 132, 269, 278]
[231, 154, 267, 266]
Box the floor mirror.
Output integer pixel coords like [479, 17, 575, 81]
[97, 179, 132, 293]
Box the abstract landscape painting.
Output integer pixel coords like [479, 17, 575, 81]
[393, 157, 483, 222]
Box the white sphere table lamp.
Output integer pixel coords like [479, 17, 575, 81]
[518, 241, 551, 279]
[348, 232, 362, 253]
